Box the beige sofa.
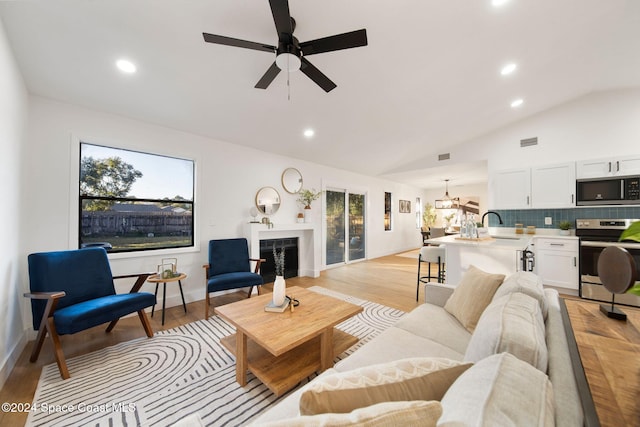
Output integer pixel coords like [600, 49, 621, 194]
[252, 270, 584, 426]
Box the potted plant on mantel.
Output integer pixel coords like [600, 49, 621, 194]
[297, 188, 322, 223]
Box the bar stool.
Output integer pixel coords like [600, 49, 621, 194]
[416, 246, 446, 301]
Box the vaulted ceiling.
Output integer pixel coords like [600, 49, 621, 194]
[2, 0, 639, 188]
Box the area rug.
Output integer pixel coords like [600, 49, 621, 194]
[26, 286, 404, 427]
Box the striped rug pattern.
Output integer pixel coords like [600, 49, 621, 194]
[27, 286, 404, 427]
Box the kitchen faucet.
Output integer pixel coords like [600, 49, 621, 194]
[481, 211, 504, 226]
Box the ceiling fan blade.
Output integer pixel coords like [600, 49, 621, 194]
[255, 62, 281, 89]
[269, 0, 293, 41]
[300, 29, 368, 56]
[300, 57, 336, 92]
[202, 33, 275, 53]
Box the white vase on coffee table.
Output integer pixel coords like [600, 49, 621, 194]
[273, 275, 286, 306]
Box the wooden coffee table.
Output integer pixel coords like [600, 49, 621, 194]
[214, 286, 363, 396]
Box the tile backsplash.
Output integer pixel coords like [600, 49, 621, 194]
[488, 207, 640, 228]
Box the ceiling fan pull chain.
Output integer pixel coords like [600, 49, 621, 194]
[287, 55, 291, 101]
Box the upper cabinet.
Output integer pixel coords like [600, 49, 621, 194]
[490, 168, 531, 209]
[490, 162, 576, 209]
[531, 162, 576, 208]
[577, 155, 640, 179]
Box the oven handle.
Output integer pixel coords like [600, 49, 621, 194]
[580, 241, 640, 250]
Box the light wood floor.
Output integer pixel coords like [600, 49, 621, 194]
[0, 253, 420, 426]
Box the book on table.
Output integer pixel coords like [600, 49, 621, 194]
[264, 297, 291, 313]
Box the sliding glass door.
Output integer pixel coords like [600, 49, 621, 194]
[326, 189, 366, 266]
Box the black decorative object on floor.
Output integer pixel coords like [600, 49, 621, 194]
[597, 246, 637, 321]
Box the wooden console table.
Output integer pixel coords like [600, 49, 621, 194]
[561, 298, 640, 427]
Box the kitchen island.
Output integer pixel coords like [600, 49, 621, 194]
[425, 234, 533, 284]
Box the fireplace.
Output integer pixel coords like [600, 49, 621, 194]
[247, 223, 320, 280]
[259, 238, 299, 283]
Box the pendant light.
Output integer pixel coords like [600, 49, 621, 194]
[442, 179, 453, 208]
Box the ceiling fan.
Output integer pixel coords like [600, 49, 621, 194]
[202, 0, 368, 92]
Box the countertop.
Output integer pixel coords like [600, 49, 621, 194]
[425, 234, 533, 250]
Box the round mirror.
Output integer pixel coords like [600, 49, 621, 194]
[282, 168, 303, 194]
[255, 186, 281, 215]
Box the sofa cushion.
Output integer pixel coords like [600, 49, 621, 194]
[300, 357, 471, 415]
[464, 292, 548, 372]
[393, 303, 472, 355]
[438, 353, 555, 427]
[335, 326, 465, 373]
[443, 265, 505, 332]
[493, 271, 548, 319]
[255, 400, 442, 427]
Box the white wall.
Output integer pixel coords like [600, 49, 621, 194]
[23, 96, 426, 316]
[451, 89, 640, 173]
[0, 18, 29, 388]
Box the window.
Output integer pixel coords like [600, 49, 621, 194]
[79, 143, 194, 253]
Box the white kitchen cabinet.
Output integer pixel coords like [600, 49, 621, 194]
[490, 168, 531, 209]
[577, 155, 640, 179]
[491, 162, 575, 209]
[533, 237, 579, 290]
[531, 162, 576, 208]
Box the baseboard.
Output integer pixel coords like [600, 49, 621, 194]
[0, 329, 29, 389]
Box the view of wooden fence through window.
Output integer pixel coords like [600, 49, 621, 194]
[79, 143, 194, 253]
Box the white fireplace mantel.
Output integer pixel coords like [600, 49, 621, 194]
[246, 223, 321, 278]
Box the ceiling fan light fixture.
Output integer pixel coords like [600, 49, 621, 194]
[276, 53, 301, 72]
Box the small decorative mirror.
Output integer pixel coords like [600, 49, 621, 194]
[255, 186, 281, 215]
[281, 168, 303, 194]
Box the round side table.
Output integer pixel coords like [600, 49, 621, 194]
[147, 273, 187, 325]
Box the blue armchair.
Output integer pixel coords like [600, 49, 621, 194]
[203, 238, 264, 319]
[25, 247, 156, 379]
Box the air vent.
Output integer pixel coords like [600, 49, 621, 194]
[438, 153, 451, 161]
[520, 137, 538, 147]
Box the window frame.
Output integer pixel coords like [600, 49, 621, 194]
[76, 140, 197, 255]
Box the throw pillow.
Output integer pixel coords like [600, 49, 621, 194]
[493, 271, 548, 319]
[464, 292, 548, 372]
[443, 265, 505, 332]
[255, 400, 442, 427]
[438, 353, 555, 427]
[299, 357, 471, 415]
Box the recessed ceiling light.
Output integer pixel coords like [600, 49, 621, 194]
[511, 98, 524, 108]
[116, 59, 136, 74]
[303, 129, 315, 138]
[492, 0, 510, 7]
[500, 63, 517, 76]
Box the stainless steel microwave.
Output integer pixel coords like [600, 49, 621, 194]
[576, 176, 640, 205]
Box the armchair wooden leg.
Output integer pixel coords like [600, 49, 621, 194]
[46, 317, 69, 380]
[137, 310, 154, 338]
[246, 286, 253, 298]
[106, 319, 119, 333]
[29, 322, 49, 363]
[205, 291, 210, 320]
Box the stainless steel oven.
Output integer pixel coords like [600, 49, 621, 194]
[576, 218, 640, 308]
